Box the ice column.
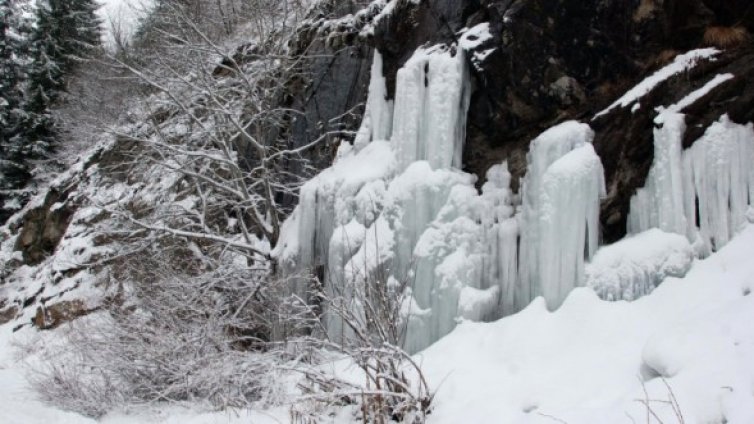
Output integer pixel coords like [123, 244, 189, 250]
[539, 144, 606, 309]
[391, 46, 471, 171]
[685, 115, 754, 251]
[353, 51, 394, 149]
[518, 121, 603, 311]
[627, 112, 688, 237]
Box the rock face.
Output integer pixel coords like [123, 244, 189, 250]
[13, 188, 77, 265]
[322, 0, 754, 242]
[33, 299, 91, 330]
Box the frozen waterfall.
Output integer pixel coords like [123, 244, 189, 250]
[276, 45, 608, 352]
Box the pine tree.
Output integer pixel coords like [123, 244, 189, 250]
[0, 0, 102, 222]
[20, 0, 102, 161]
[22, 1, 64, 161]
[0, 0, 31, 219]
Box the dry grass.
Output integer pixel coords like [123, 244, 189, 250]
[653, 49, 680, 68]
[703, 26, 751, 49]
[633, 0, 658, 22]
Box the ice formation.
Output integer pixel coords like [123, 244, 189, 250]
[275, 42, 613, 351]
[628, 112, 754, 255]
[284, 43, 753, 350]
[391, 45, 471, 170]
[518, 122, 605, 311]
[619, 71, 754, 298]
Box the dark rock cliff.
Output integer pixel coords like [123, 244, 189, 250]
[293, 0, 754, 243]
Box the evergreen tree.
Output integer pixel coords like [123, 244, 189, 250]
[19, 0, 102, 161]
[0, 0, 31, 218]
[0, 0, 102, 222]
[22, 1, 65, 160]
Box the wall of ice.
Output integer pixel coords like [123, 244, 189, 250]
[273, 42, 754, 351]
[606, 72, 754, 302]
[275, 43, 608, 352]
[627, 110, 754, 256]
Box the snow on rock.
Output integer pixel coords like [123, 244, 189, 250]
[628, 113, 754, 255]
[594, 48, 720, 119]
[586, 229, 694, 301]
[654, 73, 735, 121]
[458, 22, 492, 50]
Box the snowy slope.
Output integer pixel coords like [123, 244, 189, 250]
[420, 225, 754, 424]
[3, 226, 754, 423]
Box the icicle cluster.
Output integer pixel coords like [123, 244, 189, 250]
[628, 113, 754, 256]
[277, 46, 608, 352]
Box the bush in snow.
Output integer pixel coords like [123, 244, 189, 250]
[27, 241, 297, 416]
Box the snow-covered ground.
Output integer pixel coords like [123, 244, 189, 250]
[420, 224, 754, 424]
[0, 323, 289, 424]
[3, 225, 754, 423]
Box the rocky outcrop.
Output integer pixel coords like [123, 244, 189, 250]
[348, 0, 754, 242]
[33, 299, 92, 330]
[12, 188, 77, 266]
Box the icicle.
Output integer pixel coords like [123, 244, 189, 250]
[391, 47, 470, 171]
[354, 51, 394, 150]
[686, 115, 754, 251]
[538, 143, 606, 310]
[518, 121, 600, 311]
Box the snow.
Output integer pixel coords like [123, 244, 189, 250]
[418, 224, 754, 423]
[6, 225, 754, 423]
[586, 229, 694, 301]
[654, 73, 735, 121]
[0, 322, 292, 424]
[594, 48, 720, 118]
[458, 23, 492, 50]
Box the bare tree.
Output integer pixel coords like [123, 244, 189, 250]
[103, 0, 347, 260]
[291, 264, 434, 423]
